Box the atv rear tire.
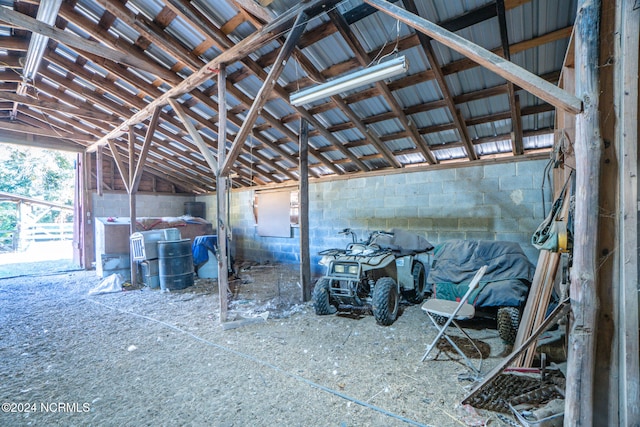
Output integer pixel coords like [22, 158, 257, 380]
[313, 278, 337, 315]
[372, 277, 399, 326]
[402, 262, 427, 304]
[497, 306, 520, 344]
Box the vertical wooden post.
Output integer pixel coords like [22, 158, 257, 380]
[217, 64, 229, 323]
[81, 152, 94, 269]
[299, 119, 311, 302]
[565, 0, 602, 424]
[128, 129, 137, 285]
[614, 0, 639, 423]
[96, 146, 103, 197]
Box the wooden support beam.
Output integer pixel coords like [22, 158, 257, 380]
[0, 7, 162, 76]
[96, 146, 103, 197]
[131, 107, 161, 193]
[299, 119, 311, 302]
[128, 127, 138, 286]
[0, 91, 115, 122]
[221, 12, 307, 176]
[107, 139, 130, 193]
[0, 118, 92, 141]
[217, 65, 229, 323]
[169, 99, 218, 174]
[614, 1, 640, 424]
[496, 0, 524, 155]
[329, 8, 438, 165]
[364, 0, 582, 114]
[404, 0, 475, 161]
[565, 0, 602, 424]
[455, 109, 477, 160]
[87, 0, 341, 153]
[290, 50, 401, 169]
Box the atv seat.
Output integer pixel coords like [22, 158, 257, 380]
[420, 265, 488, 377]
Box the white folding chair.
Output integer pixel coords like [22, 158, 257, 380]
[421, 265, 488, 376]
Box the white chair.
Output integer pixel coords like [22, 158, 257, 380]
[421, 265, 488, 376]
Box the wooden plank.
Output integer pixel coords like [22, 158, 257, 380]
[107, 139, 130, 193]
[0, 7, 161, 76]
[0, 91, 115, 122]
[299, 119, 311, 302]
[513, 250, 550, 365]
[96, 146, 103, 197]
[221, 12, 307, 176]
[364, 0, 582, 114]
[463, 299, 571, 406]
[217, 65, 229, 323]
[565, 0, 602, 424]
[131, 107, 161, 193]
[169, 99, 218, 174]
[615, 1, 640, 424]
[0, 119, 92, 141]
[87, 0, 339, 153]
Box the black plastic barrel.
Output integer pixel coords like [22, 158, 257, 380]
[184, 201, 205, 219]
[158, 239, 194, 291]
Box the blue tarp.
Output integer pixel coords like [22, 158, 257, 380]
[192, 235, 217, 267]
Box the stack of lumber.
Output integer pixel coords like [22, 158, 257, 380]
[513, 185, 572, 367]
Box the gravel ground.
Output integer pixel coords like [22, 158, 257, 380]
[0, 263, 517, 427]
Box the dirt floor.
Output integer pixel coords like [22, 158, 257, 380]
[0, 260, 530, 427]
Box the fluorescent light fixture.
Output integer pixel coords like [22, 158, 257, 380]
[22, 0, 62, 81]
[290, 55, 408, 106]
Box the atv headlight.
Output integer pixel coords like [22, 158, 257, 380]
[348, 265, 358, 274]
[334, 264, 345, 273]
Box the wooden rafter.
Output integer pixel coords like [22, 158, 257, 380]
[364, 0, 581, 113]
[0, 7, 162, 76]
[404, 0, 476, 161]
[328, 9, 438, 165]
[221, 12, 308, 176]
[496, 0, 524, 155]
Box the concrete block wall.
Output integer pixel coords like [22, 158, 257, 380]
[92, 192, 196, 218]
[198, 159, 551, 276]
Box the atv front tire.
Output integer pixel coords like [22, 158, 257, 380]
[402, 262, 427, 304]
[313, 278, 337, 315]
[497, 306, 520, 344]
[372, 277, 399, 326]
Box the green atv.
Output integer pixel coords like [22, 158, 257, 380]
[313, 228, 433, 326]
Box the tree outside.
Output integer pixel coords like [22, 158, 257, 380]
[0, 145, 75, 251]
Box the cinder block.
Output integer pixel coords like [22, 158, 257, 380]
[383, 196, 407, 208]
[456, 166, 484, 181]
[495, 232, 529, 243]
[434, 218, 458, 230]
[374, 207, 395, 218]
[408, 217, 434, 230]
[474, 178, 500, 193]
[499, 174, 534, 191]
[484, 162, 516, 178]
[388, 218, 409, 229]
[397, 206, 419, 217]
[346, 177, 367, 189]
[494, 218, 519, 232]
[465, 231, 496, 241]
[385, 173, 406, 186]
[516, 160, 546, 177]
[427, 169, 456, 182]
[454, 192, 485, 207]
[366, 218, 388, 229]
[518, 217, 542, 233]
[501, 203, 535, 219]
[429, 193, 450, 207]
[437, 231, 466, 241]
[459, 217, 490, 231]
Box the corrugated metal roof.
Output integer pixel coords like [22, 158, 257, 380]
[0, 0, 578, 192]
